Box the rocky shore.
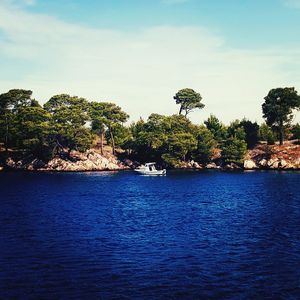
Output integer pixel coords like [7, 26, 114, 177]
[243, 143, 300, 170]
[173, 143, 300, 170]
[1, 143, 300, 172]
[3, 150, 132, 172]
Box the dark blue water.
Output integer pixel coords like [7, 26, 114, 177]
[1, 170, 300, 299]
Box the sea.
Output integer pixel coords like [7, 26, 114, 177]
[1, 170, 300, 299]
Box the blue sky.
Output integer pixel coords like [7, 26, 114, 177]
[28, 0, 300, 48]
[0, 0, 300, 123]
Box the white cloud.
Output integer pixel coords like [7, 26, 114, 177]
[0, 2, 299, 124]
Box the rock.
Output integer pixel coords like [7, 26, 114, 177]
[6, 158, 16, 168]
[258, 159, 268, 167]
[265, 158, 278, 169]
[192, 161, 202, 169]
[279, 159, 288, 169]
[0, 166, 3, 171]
[123, 159, 135, 168]
[27, 159, 46, 170]
[224, 163, 242, 170]
[206, 162, 217, 169]
[294, 158, 300, 168]
[244, 159, 257, 169]
[267, 159, 275, 167]
[42, 149, 130, 172]
[267, 159, 279, 169]
[285, 162, 295, 169]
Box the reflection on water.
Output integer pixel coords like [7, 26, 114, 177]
[1, 170, 300, 299]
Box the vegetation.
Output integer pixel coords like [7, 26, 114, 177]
[221, 137, 247, 165]
[262, 87, 300, 145]
[44, 94, 93, 156]
[204, 114, 227, 143]
[259, 123, 276, 145]
[291, 123, 300, 142]
[174, 88, 204, 116]
[89, 102, 129, 155]
[0, 86, 299, 168]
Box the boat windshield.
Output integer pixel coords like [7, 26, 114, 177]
[145, 163, 157, 171]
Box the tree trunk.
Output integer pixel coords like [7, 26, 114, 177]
[279, 120, 284, 145]
[179, 105, 183, 115]
[109, 126, 115, 155]
[100, 132, 104, 155]
[55, 138, 64, 156]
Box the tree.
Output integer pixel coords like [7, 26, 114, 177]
[44, 94, 92, 155]
[105, 124, 132, 150]
[291, 123, 300, 142]
[89, 102, 108, 155]
[262, 87, 300, 145]
[204, 114, 227, 142]
[227, 120, 246, 140]
[0, 89, 33, 151]
[259, 123, 276, 145]
[14, 106, 52, 159]
[166, 133, 197, 161]
[130, 114, 168, 161]
[221, 138, 247, 165]
[162, 133, 197, 166]
[94, 103, 129, 155]
[129, 114, 197, 164]
[239, 119, 259, 149]
[227, 119, 259, 149]
[174, 88, 204, 116]
[193, 126, 216, 163]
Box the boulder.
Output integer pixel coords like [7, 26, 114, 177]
[258, 159, 268, 167]
[279, 159, 288, 169]
[192, 161, 202, 169]
[294, 158, 300, 168]
[6, 158, 16, 168]
[43, 150, 130, 171]
[243, 159, 257, 169]
[224, 163, 242, 170]
[206, 162, 217, 169]
[27, 159, 46, 170]
[267, 159, 279, 169]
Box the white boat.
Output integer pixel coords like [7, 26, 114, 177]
[134, 162, 166, 175]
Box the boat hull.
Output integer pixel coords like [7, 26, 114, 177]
[134, 169, 166, 175]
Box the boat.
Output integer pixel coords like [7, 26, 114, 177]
[134, 162, 166, 175]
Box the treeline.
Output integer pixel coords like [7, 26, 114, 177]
[0, 87, 300, 167]
[0, 90, 128, 160]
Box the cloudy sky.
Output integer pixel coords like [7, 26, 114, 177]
[0, 0, 300, 124]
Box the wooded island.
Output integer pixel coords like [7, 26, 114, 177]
[0, 87, 300, 171]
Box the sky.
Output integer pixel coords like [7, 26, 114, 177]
[0, 0, 300, 124]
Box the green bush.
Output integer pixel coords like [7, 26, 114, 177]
[221, 138, 247, 165]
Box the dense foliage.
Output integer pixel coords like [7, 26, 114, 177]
[262, 87, 300, 145]
[174, 88, 204, 116]
[0, 86, 299, 167]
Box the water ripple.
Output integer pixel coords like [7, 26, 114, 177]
[1, 170, 300, 299]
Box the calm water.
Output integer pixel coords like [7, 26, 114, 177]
[1, 170, 300, 299]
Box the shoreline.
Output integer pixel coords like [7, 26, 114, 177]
[1, 166, 300, 173]
[1, 143, 300, 173]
